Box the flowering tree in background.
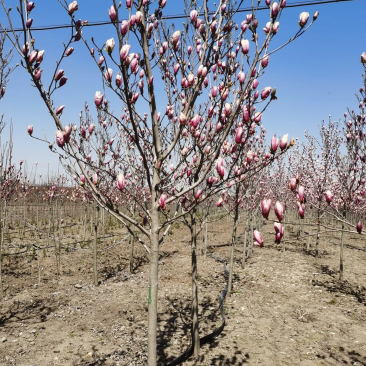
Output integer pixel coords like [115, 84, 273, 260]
[0, 0, 318, 363]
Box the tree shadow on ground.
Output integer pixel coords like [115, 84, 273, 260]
[0, 297, 58, 327]
[316, 346, 366, 365]
[156, 295, 250, 365]
[312, 273, 366, 305]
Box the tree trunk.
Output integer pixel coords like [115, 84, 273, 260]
[315, 205, 321, 257]
[339, 207, 346, 281]
[93, 205, 99, 286]
[242, 229, 247, 269]
[147, 200, 160, 366]
[228, 185, 240, 296]
[204, 222, 208, 259]
[190, 208, 200, 357]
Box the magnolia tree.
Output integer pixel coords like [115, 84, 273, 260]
[291, 120, 341, 256]
[1, 0, 318, 363]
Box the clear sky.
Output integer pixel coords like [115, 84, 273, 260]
[0, 0, 365, 178]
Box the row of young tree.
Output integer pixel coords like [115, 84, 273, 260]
[1, 0, 366, 364]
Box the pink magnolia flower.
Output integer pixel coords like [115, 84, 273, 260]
[27, 2, 35, 12]
[56, 105, 65, 115]
[270, 135, 278, 153]
[105, 38, 115, 53]
[356, 221, 362, 234]
[241, 39, 249, 54]
[299, 12, 309, 27]
[27, 125, 33, 136]
[289, 177, 297, 191]
[261, 86, 272, 100]
[121, 20, 129, 36]
[56, 130, 65, 148]
[235, 127, 243, 144]
[66, 47, 74, 56]
[68, 1, 78, 15]
[64, 125, 72, 143]
[159, 194, 167, 210]
[120, 44, 131, 61]
[274, 201, 284, 221]
[94, 91, 103, 107]
[116, 73, 122, 87]
[298, 186, 305, 202]
[280, 134, 288, 150]
[261, 199, 272, 219]
[216, 197, 224, 207]
[270, 2, 279, 19]
[261, 55, 269, 68]
[216, 157, 224, 177]
[117, 174, 125, 190]
[324, 190, 333, 203]
[361, 52, 366, 64]
[55, 69, 65, 81]
[92, 173, 98, 185]
[80, 175, 85, 185]
[108, 5, 117, 22]
[253, 230, 263, 246]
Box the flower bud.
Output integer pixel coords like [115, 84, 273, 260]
[56, 130, 65, 148]
[280, 134, 288, 150]
[27, 2, 35, 12]
[253, 230, 263, 246]
[274, 201, 284, 221]
[120, 44, 131, 61]
[299, 12, 309, 27]
[105, 38, 115, 53]
[66, 47, 74, 56]
[159, 194, 167, 209]
[56, 105, 65, 115]
[361, 52, 366, 64]
[55, 69, 65, 81]
[94, 91, 103, 107]
[117, 174, 125, 190]
[68, 1, 78, 15]
[357, 221, 362, 234]
[27, 125, 33, 135]
[108, 5, 117, 22]
[261, 199, 271, 219]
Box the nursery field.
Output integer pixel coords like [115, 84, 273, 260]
[0, 208, 365, 366]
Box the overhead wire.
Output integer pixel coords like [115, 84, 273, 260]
[0, 0, 356, 33]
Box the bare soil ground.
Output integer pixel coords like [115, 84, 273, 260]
[1, 217, 366, 365]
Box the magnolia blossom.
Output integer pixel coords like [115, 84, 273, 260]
[55, 130, 65, 148]
[216, 157, 224, 177]
[299, 12, 309, 27]
[270, 135, 278, 153]
[324, 190, 333, 203]
[27, 125, 33, 135]
[105, 38, 115, 53]
[94, 91, 103, 107]
[253, 230, 263, 246]
[116, 174, 126, 190]
[280, 134, 288, 150]
[68, 1, 78, 15]
[55, 105, 65, 115]
[108, 5, 117, 22]
[274, 201, 284, 221]
[356, 221, 362, 234]
[361, 52, 366, 64]
[261, 86, 272, 100]
[235, 127, 243, 144]
[216, 196, 224, 207]
[289, 177, 297, 190]
[261, 199, 272, 219]
[298, 186, 305, 202]
[120, 44, 131, 61]
[159, 194, 167, 209]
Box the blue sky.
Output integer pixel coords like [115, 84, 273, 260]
[0, 0, 365, 177]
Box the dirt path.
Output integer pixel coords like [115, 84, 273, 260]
[0, 220, 365, 365]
